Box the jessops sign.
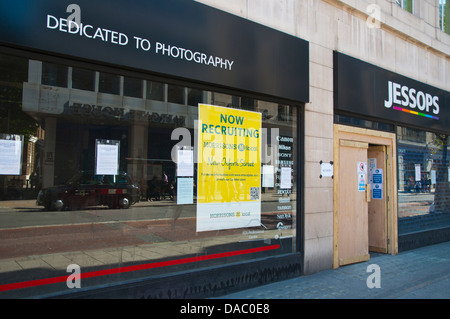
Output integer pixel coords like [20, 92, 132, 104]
[0, 0, 309, 102]
[334, 52, 449, 132]
[383, 80, 440, 120]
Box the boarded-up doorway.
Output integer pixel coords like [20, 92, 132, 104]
[333, 125, 398, 269]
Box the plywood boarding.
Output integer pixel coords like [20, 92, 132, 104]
[333, 125, 398, 269]
[337, 141, 369, 266]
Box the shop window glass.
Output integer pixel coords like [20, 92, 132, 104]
[0, 53, 28, 84]
[99, 72, 120, 95]
[187, 88, 204, 106]
[210, 92, 233, 107]
[397, 126, 450, 235]
[241, 97, 256, 111]
[146, 81, 165, 101]
[123, 77, 143, 98]
[71, 67, 95, 91]
[42, 62, 68, 87]
[167, 84, 185, 104]
[0, 51, 300, 298]
[0, 54, 36, 144]
[0, 54, 28, 109]
[232, 95, 241, 108]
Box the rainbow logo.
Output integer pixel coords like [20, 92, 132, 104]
[393, 106, 439, 120]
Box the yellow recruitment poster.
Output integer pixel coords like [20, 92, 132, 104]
[197, 104, 262, 232]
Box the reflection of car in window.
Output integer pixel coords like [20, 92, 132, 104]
[37, 171, 140, 211]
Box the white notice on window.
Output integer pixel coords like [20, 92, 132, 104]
[280, 167, 291, 189]
[415, 164, 421, 182]
[262, 165, 274, 187]
[96, 143, 119, 175]
[177, 150, 194, 177]
[0, 138, 22, 175]
[431, 170, 436, 185]
[177, 177, 194, 205]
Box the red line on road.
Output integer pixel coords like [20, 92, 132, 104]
[0, 244, 279, 292]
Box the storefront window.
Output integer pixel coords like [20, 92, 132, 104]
[99, 72, 120, 95]
[187, 88, 205, 107]
[42, 62, 68, 88]
[0, 51, 300, 298]
[397, 126, 450, 235]
[71, 67, 95, 92]
[124, 77, 143, 98]
[167, 84, 185, 104]
[146, 81, 165, 102]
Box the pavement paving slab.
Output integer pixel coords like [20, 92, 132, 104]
[217, 241, 450, 299]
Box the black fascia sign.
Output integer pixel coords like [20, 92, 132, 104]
[0, 0, 309, 103]
[334, 52, 450, 133]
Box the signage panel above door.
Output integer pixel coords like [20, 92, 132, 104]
[334, 52, 450, 133]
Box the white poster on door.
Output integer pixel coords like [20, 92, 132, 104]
[358, 174, 366, 192]
[357, 162, 367, 175]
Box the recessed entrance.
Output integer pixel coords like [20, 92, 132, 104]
[333, 125, 398, 268]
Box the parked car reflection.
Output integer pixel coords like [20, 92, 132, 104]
[37, 171, 140, 211]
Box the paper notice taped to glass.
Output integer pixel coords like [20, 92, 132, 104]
[177, 177, 194, 205]
[177, 149, 194, 177]
[0, 137, 22, 175]
[95, 140, 119, 175]
[280, 167, 292, 189]
[262, 165, 274, 187]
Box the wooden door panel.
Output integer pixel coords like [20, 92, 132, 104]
[368, 146, 388, 253]
[338, 141, 369, 266]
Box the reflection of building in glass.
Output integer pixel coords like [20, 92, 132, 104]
[0, 50, 299, 297]
[19, 60, 296, 194]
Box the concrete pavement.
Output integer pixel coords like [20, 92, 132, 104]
[217, 240, 450, 299]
